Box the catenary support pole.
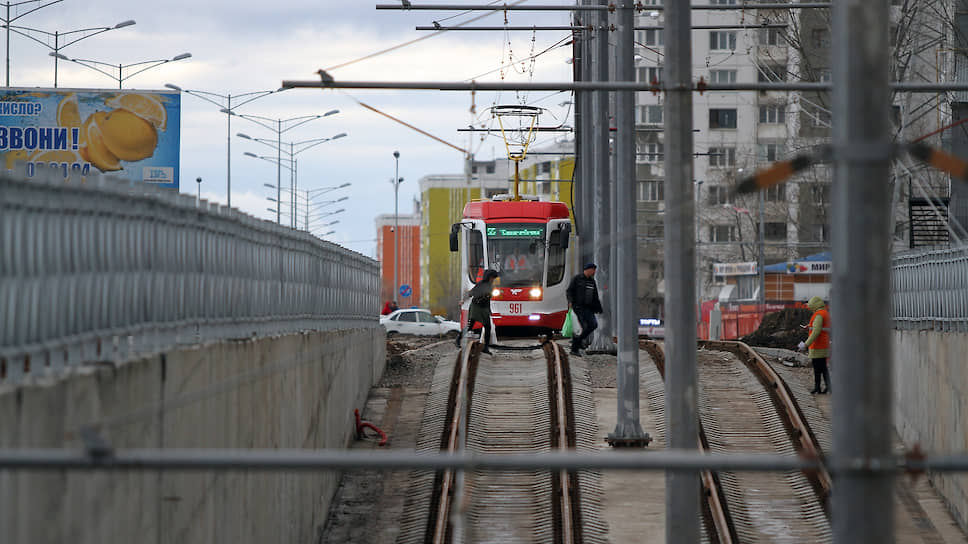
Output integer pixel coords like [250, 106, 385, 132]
[590, 0, 614, 352]
[831, 1, 894, 542]
[572, 9, 584, 270]
[664, 0, 700, 540]
[608, 0, 647, 446]
[580, 0, 595, 268]
[608, 40, 619, 344]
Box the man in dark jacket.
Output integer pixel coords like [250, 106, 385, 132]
[458, 269, 499, 354]
[566, 263, 603, 356]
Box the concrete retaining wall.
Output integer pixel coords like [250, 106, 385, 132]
[894, 329, 968, 532]
[0, 327, 386, 544]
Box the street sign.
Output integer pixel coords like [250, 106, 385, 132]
[399, 284, 412, 297]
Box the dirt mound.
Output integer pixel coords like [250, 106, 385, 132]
[387, 340, 410, 357]
[740, 308, 813, 349]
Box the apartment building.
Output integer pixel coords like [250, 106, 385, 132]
[516, 139, 576, 210]
[375, 212, 421, 308]
[634, 3, 833, 306]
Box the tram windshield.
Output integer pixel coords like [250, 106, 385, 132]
[486, 223, 546, 286]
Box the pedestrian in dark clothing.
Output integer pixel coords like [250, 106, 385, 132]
[458, 269, 499, 354]
[798, 296, 831, 394]
[566, 263, 603, 356]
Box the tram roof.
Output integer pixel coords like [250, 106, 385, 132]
[463, 199, 570, 221]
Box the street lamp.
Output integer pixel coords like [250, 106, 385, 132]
[234, 119, 343, 226]
[51, 52, 191, 89]
[392, 150, 402, 305]
[195, 176, 202, 204]
[1, 0, 63, 86]
[4, 19, 135, 87]
[266, 184, 350, 231]
[307, 208, 345, 226]
[165, 83, 287, 208]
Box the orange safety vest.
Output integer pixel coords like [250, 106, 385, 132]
[475, 268, 484, 282]
[809, 308, 831, 350]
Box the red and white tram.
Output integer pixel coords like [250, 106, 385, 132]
[450, 197, 573, 333]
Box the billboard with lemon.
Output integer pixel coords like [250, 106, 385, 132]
[0, 88, 179, 188]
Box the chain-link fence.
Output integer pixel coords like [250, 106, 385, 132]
[893, 243, 968, 332]
[0, 172, 380, 383]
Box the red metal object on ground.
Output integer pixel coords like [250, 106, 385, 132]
[354, 409, 388, 446]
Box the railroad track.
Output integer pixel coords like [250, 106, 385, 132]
[642, 339, 833, 543]
[396, 339, 607, 544]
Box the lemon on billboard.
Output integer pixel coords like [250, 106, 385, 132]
[0, 88, 180, 188]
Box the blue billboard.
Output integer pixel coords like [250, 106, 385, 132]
[0, 88, 180, 189]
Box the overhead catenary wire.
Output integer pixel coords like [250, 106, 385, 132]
[352, 97, 469, 155]
[324, 0, 530, 72]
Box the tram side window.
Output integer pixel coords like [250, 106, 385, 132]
[547, 232, 566, 286]
[468, 229, 484, 282]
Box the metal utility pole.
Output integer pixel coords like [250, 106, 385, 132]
[579, 0, 595, 268]
[571, 13, 584, 271]
[607, 0, 648, 446]
[696, 180, 704, 318]
[758, 190, 765, 307]
[831, 1, 894, 542]
[393, 150, 402, 305]
[663, 0, 700, 540]
[277, 120, 282, 224]
[590, 0, 614, 352]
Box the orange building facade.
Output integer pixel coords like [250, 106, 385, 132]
[376, 213, 421, 309]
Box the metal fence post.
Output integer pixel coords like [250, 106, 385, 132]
[831, 1, 894, 542]
[663, 0, 700, 540]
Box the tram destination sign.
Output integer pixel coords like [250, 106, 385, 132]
[486, 226, 545, 238]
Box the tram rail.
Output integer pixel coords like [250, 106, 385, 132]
[418, 340, 587, 544]
[642, 339, 832, 543]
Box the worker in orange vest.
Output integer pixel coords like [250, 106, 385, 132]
[798, 296, 831, 394]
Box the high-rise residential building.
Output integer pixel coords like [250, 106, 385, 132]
[375, 212, 420, 308]
[890, 0, 967, 249]
[634, 4, 836, 311]
[632, 1, 968, 313]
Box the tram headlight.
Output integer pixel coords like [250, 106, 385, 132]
[529, 287, 542, 299]
[491, 288, 501, 298]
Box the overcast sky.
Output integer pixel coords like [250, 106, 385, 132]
[7, 0, 574, 256]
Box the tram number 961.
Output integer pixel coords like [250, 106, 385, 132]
[508, 303, 523, 314]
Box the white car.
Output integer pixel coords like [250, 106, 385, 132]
[380, 308, 461, 336]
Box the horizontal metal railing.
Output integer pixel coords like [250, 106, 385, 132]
[0, 172, 380, 383]
[892, 243, 968, 331]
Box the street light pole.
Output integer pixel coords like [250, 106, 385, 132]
[2, 0, 64, 86]
[53, 52, 191, 89]
[166, 85, 288, 208]
[393, 150, 401, 304]
[232, 110, 340, 225]
[4, 19, 135, 87]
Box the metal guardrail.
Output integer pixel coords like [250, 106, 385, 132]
[0, 172, 380, 384]
[892, 243, 968, 332]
